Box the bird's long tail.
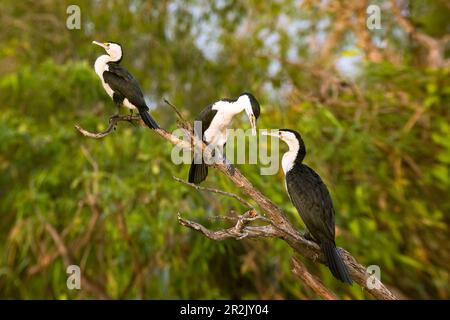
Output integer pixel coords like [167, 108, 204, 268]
[321, 240, 353, 284]
[188, 159, 208, 184]
[139, 109, 159, 129]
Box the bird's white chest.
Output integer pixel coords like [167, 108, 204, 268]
[282, 151, 296, 174]
[94, 55, 114, 97]
[204, 110, 234, 146]
[101, 81, 114, 98]
[122, 98, 137, 111]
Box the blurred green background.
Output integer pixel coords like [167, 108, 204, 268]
[0, 0, 449, 299]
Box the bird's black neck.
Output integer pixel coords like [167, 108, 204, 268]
[294, 138, 306, 164]
[291, 131, 306, 164]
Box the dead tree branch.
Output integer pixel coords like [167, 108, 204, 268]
[75, 107, 399, 300]
[178, 211, 278, 241]
[74, 115, 140, 139]
[75, 116, 193, 151]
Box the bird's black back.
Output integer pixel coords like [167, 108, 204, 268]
[286, 163, 336, 243]
[103, 62, 148, 111]
[194, 104, 218, 139]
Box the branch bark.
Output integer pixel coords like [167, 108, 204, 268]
[178, 210, 278, 241]
[74, 115, 140, 139]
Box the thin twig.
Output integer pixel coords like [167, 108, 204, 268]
[173, 176, 253, 208]
[163, 98, 192, 132]
[163, 98, 185, 122]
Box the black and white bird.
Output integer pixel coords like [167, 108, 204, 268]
[188, 93, 260, 184]
[92, 41, 159, 129]
[263, 129, 352, 284]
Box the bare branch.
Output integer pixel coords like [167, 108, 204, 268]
[153, 127, 193, 150]
[292, 256, 339, 300]
[173, 176, 254, 208]
[75, 115, 193, 152]
[178, 211, 279, 241]
[163, 99, 184, 122]
[75, 115, 140, 139]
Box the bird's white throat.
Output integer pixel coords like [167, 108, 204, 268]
[94, 55, 110, 78]
[281, 137, 300, 174]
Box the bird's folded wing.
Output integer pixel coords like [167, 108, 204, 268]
[103, 66, 147, 110]
[195, 104, 218, 137]
[286, 165, 336, 241]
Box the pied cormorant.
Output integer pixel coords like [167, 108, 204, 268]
[263, 129, 352, 284]
[188, 93, 260, 184]
[92, 41, 159, 129]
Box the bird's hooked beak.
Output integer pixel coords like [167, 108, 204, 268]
[245, 107, 257, 136]
[262, 130, 280, 138]
[92, 41, 108, 50]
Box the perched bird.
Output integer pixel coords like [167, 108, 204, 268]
[188, 93, 260, 184]
[92, 41, 159, 129]
[263, 129, 352, 284]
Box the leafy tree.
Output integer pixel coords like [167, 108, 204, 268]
[0, 0, 448, 299]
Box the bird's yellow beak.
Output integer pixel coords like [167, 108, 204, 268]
[92, 41, 108, 49]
